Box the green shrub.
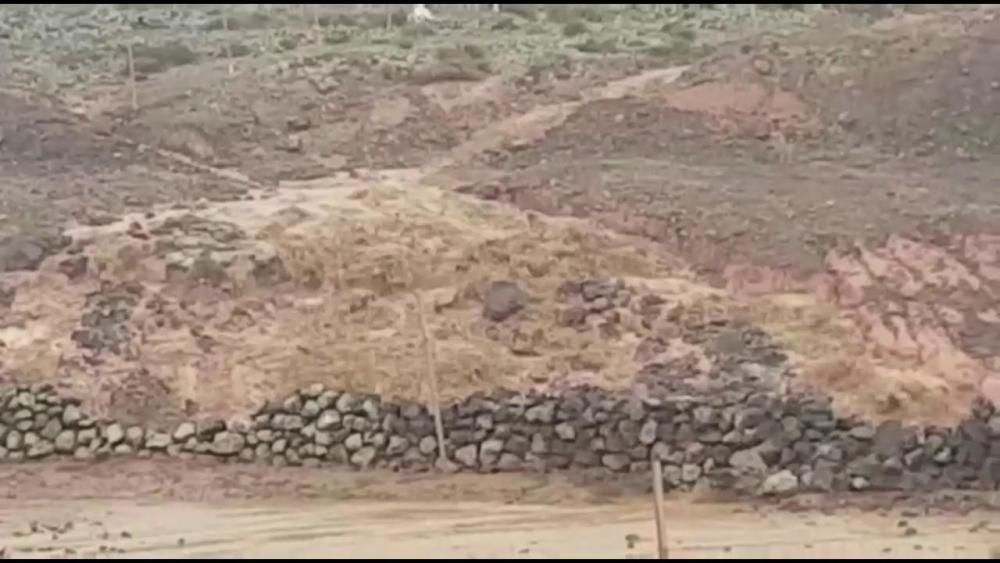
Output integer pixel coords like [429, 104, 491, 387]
[574, 37, 618, 54]
[127, 41, 199, 75]
[562, 20, 588, 38]
[503, 4, 536, 20]
[462, 44, 488, 60]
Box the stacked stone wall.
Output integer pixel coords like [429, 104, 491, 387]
[2, 384, 999, 495]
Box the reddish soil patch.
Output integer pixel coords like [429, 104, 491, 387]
[447, 7, 1000, 424]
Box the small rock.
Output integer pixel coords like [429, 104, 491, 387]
[27, 440, 55, 459]
[482, 280, 527, 322]
[286, 116, 312, 132]
[418, 436, 437, 455]
[729, 449, 767, 474]
[345, 433, 363, 452]
[474, 414, 494, 431]
[146, 433, 171, 450]
[316, 409, 341, 430]
[77, 427, 97, 445]
[525, 402, 556, 424]
[335, 393, 360, 414]
[759, 470, 799, 496]
[625, 533, 640, 550]
[57, 255, 89, 280]
[125, 426, 145, 447]
[602, 453, 630, 472]
[23, 432, 39, 447]
[455, 444, 479, 468]
[6, 430, 23, 450]
[651, 442, 672, 462]
[480, 438, 504, 465]
[173, 422, 196, 442]
[271, 438, 288, 454]
[557, 306, 586, 327]
[497, 453, 522, 471]
[40, 419, 61, 441]
[301, 400, 321, 419]
[211, 432, 245, 456]
[61, 405, 82, 427]
[681, 463, 702, 483]
[386, 435, 409, 456]
[530, 433, 548, 455]
[0, 236, 48, 272]
[277, 134, 303, 153]
[280, 415, 304, 431]
[104, 424, 125, 446]
[303, 383, 326, 399]
[580, 280, 616, 301]
[554, 422, 576, 441]
[54, 430, 76, 453]
[639, 419, 657, 445]
[850, 425, 876, 440]
[350, 446, 377, 468]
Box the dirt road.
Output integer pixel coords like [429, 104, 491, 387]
[2, 460, 1000, 559]
[5, 496, 999, 559]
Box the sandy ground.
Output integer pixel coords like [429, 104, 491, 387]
[4, 486, 1000, 558]
[2, 461, 1000, 559]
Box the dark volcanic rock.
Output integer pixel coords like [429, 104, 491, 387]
[0, 233, 69, 272]
[482, 280, 528, 322]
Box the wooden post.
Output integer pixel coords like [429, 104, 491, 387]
[414, 290, 447, 464]
[126, 43, 138, 112]
[222, 7, 234, 75]
[652, 459, 669, 559]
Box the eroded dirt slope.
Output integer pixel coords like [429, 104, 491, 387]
[3, 5, 1000, 432]
[437, 7, 1000, 424]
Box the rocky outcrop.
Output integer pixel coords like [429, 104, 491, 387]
[1, 382, 999, 497]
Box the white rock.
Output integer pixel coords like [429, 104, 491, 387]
[729, 449, 767, 474]
[759, 470, 799, 496]
[61, 405, 82, 426]
[146, 432, 171, 450]
[479, 439, 504, 465]
[350, 446, 377, 468]
[104, 423, 125, 445]
[173, 422, 196, 442]
[418, 436, 437, 455]
[386, 435, 409, 456]
[211, 432, 246, 456]
[639, 419, 658, 445]
[54, 430, 77, 453]
[345, 433, 363, 452]
[455, 444, 479, 467]
[554, 422, 576, 441]
[316, 409, 341, 431]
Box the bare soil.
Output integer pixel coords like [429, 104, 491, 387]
[3, 461, 1000, 559]
[3, 5, 1000, 557]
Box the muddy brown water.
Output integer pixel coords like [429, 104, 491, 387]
[2, 461, 999, 559]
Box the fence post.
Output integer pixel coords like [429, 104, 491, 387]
[652, 458, 669, 559]
[414, 290, 447, 465]
[126, 43, 138, 112]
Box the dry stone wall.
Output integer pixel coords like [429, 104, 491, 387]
[2, 383, 1000, 496]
